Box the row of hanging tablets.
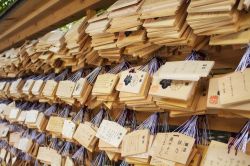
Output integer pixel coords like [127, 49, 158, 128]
[0, 101, 250, 166]
[0, 47, 250, 118]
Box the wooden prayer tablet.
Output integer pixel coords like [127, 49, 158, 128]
[37, 147, 62, 165]
[56, 80, 76, 98]
[140, 0, 185, 19]
[149, 132, 195, 165]
[96, 120, 128, 147]
[73, 122, 98, 152]
[201, 141, 250, 166]
[218, 68, 250, 105]
[108, 0, 141, 12]
[121, 129, 150, 157]
[207, 76, 250, 112]
[116, 69, 149, 94]
[92, 73, 119, 95]
[158, 61, 215, 81]
[46, 116, 64, 135]
[149, 77, 197, 101]
[210, 28, 250, 45]
[116, 30, 146, 48]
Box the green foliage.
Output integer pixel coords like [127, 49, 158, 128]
[0, 0, 17, 15]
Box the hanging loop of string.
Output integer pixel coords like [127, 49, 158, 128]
[35, 133, 46, 145]
[33, 74, 44, 81]
[58, 105, 71, 118]
[72, 106, 88, 124]
[185, 51, 207, 61]
[72, 146, 87, 165]
[120, 160, 129, 166]
[36, 103, 48, 113]
[59, 141, 73, 157]
[30, 130, 38, 141]
[44, 104, 58, 116]
[137, 113, 159, 135]
[197, 115, 210, 146]
[161, 112, 169, 133]
[8, 124, 24, 133]
[67, 69, 84, 82]
[44, 73, 56, 81]
[139, 57, 163, 75]
[90, 107, 106, 127]
[54, 69, 69, 82]
[235, 46, 250, 72]
[86, 67, 102, 85]
[116, 107, 137, 130]
[174, 116, 199, 140]
[108, 61, 131, 74]
[228, 120, 250, 154]
[50, 138, 60, 151]
[91, 151, 110, 166]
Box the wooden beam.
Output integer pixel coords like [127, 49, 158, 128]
[0, 0, 116, 52]
[0, 0, 61, 40]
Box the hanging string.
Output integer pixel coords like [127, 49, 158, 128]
[58, 105, 71, 118]
[91, 151, 110, 166]
[72, 146, 88, 165]
[44, 72, 56, 81]
[9, 146, 20, 157]
[54, 69, 69, 82]
[160, 112, 169, 133]
[90, 107, 106, 127]
[44, 104, 58, 116]
[22, 129, 30, 138]
[0, 99, 12, 105]
[37, 103, 48, 112]
[116, 107, 137, 130]
[0, 140, 8, 149]
[33, 74, 44, 81]
[59, 141, 74, 157]
[174, 116, 199, 140]
[120, 160, 129, 166]
[22, 102, 33, 111]
[235, 45, 250, 72]
[139, 57, 163, 75]
[35, 133, 46, 145]
[108, 61, 131, 74]
[8, 124, 24, 133]
[16, 100, 25, 109]
[185, 51, 207, 61]
[24, 75, 36, 81]
[137, 113, 159, 135]
[67, 69, 84, 82]
[34, 159, 41, 166]
[228, 120, 250, 154]
[197, 115, 210, 146]
[50, 138, 60, 151]
[72, 106, 88, 124]
[19, 151, 33, 162]
[86, 67, 102, 85]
